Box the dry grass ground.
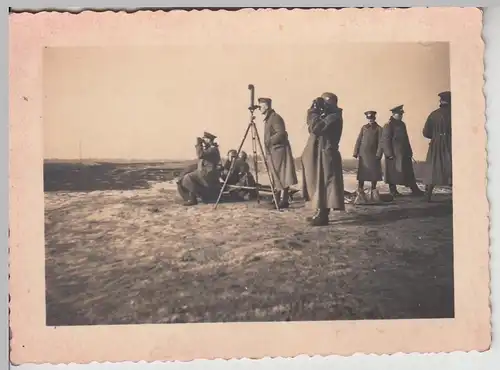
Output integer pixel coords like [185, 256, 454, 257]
[44, 161, 454, 325]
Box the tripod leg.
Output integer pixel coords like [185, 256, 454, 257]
[214, 123, 252, 209]
[252, 123, 281, 211]
[251, 127, 260, 204]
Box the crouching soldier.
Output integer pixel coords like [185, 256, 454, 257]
[353, 110, 384, 204]
[177, 132, 221, 206]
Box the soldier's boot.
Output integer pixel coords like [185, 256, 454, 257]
[309, 208, 330, 227]
[287, 189, 297, 203]
[424, 185, 434, 202]
[409, 183, 425, 196]
[278, 188, 290, 209]
[183, 193, 198, 206]
[269, 191, 280, 204]
[389, 184, 401, 197]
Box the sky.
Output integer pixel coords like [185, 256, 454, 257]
[43, 42, 450, 161]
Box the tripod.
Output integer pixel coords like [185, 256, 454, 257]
[214, 85, 281, 211]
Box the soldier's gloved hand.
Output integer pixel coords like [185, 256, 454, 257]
[387, 156, 395, 160]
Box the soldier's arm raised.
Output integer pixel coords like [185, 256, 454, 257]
[306, 110, 321, 134]
[195, 142, 204, 159]
[197, 144, 220, 161]
[307, 111, 339, 136]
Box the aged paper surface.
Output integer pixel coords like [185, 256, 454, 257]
[9, 8, 489, 364]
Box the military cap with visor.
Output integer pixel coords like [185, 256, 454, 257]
[257, 97, 272, 105]
[364, 110, 377, 118]
[203, 131, 217, 141]
[438, 91, 451, 103]
[390, 105, 405, 114]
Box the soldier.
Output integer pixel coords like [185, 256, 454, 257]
[238, 151, 251, 174]
[177, 131, 221, 206]
[259, 97, 298, 209]
[220, 149, 258, 200]
[236, 151, 256, 189]
[301, 93, 346, 226]
[422, 91, 452, 202]
[221, 149, 240, 185]
[353, 110, 384, 203]
[234, 151, 258, 200]
[380, 105, 424, 197]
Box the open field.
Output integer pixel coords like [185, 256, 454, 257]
[44, 161, 453, 325]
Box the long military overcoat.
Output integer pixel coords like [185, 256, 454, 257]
[380, 118, 417, 185]
[422, 105, 452, 186]
[301, 107, 346, 210]
[353, 123, 384, 182]
[263, 110, 298, 190]
[178, 142, 221, 201]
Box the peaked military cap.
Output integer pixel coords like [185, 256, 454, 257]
[364, 110, 377, 118]
[438, 91, 451, 103]
[257, 97, 272, 105]
[390, 105, 405, 114]
[203, 131, 217, 140]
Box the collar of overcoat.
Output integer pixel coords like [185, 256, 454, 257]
[263, 109, 275, 122]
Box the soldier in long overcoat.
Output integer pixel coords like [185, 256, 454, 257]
[353, 110, 384, 203]
[259, 97, 298, 209]
[422, 91, 452, 201]
[301, 92, 346, 226]
[177, 132, 221, 206]
[380, 105, 424, 197]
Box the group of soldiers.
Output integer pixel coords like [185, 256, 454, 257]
[176, 134, 255, 205]
[176, 90, 452, 227]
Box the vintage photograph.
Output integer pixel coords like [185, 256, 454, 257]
[43, 42, 454, 326]
[9, 8, 489, 363]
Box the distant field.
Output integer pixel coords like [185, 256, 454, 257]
[43, 160, 194, 192]
[43, 158, 428, 192]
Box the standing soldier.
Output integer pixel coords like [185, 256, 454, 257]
[259, 97, 298, 209]
[353, 110, 384, 203]
[380, 105, 424, 197]
[177, 132, 221, 206]
[301, 92, 346, 226]
[422, 91, 452, 202]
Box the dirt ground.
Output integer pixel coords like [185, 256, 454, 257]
[44, 162, 454, 325]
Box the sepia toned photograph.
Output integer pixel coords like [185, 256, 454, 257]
[43, 42, 454, 326]
[9, 8, 489, 364]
